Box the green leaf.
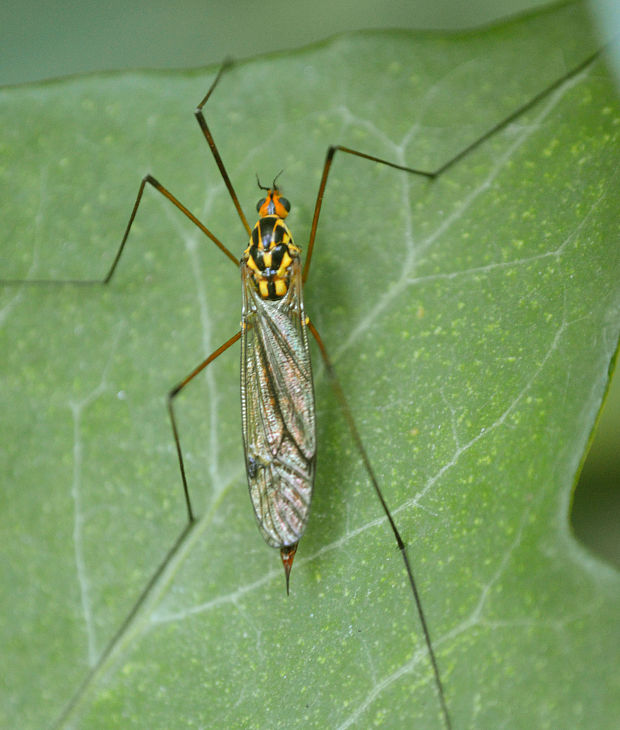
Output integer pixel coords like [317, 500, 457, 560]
[1, 4, 619, 728]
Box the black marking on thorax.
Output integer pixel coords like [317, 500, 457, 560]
[246, 216, 297, 300]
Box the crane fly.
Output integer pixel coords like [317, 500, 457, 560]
[103, 59, 456, 725]
[240, 178, 315, 588]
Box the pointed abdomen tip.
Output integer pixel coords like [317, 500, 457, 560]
[280, 543, 298, 595]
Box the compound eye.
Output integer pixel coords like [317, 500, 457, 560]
[256, 197, 266, 212]
[279, 197, 291, 213]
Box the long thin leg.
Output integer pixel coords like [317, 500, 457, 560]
[302, 46, 603, 283]
[168, 330, 241, 522]
[306, 318, 452, 730]
[3, 60, 247, 287]
[0, 174, 239, 286]
[104, 173, 239, 284]
[302, 144, 434, 283]
[194, 60, 252, 236]
[52, 519, 194, 728]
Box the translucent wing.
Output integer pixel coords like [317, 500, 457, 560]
[241, 260, 316, 549]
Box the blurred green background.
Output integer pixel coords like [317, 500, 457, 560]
[1, 0, 618, 567]
[1, 0, 553, 85]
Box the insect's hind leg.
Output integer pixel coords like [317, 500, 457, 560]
[168, 330, 241, 522]
[306, 318, 452, 730]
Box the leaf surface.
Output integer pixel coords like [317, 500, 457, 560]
[1, 4, 619, 728]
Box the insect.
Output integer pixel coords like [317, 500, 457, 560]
[1, 44, 608, 730]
